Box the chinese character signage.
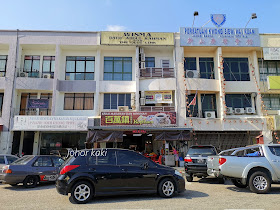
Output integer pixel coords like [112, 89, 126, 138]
[27, 99, 49, 109]
[180, 27, 260, 47]
[101, 32, 174, 46]
[145, 91, 172, 104]
[101, 112, 176, 127]
[263, 48, 280, 60]
[13, 116, 88, 131]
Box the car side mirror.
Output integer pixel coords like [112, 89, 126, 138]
[142, 162, 149, 170]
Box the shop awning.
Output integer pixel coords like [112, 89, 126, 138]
[86, 130, 123, 143]
[154, 131, 190, 141]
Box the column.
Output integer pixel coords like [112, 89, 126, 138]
[135, 46, 140, 111]
[51, 44, 61, 115]
[93, 49, 101, 117]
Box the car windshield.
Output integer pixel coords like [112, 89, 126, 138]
[187, 147, 216, 155]
[11, 156, 34, 165]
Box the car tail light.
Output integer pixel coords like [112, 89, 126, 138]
[60, 165, 80, 175]
[219, 158, 226, 165]
[4, 169, 12, 174]
[184, 157, 192, 162]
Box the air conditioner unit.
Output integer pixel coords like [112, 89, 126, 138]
[42, 74, 51, 79]
[186, 70, 199, 78]
[139, 48, 144, 54]
[140, 62, 145, 69]
[234, 108, 245, 115]
[205, 111, 215, 118]
[118, 106, 129, 112]
[245, 107, 256, 114]
[140, 53, 145, 62]
[19, 72, 28, 77]
[140, 98, 146, 106]
[226, 107, 234, 114]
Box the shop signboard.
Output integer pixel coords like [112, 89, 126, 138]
[180, 27, 260, 47]
[27, 99, 49, 109]
[101, 112, 176, 127]
[13, 116, 88, 131]
[268, 76, 280, 90]
[145, 91, 172, 104]
[263, 48, 280, 60]
[101, 32, 174, 46]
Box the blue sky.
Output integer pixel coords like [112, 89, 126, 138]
[1, 0, 279, 33]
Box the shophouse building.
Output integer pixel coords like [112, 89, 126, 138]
[0, 28, 277, 163]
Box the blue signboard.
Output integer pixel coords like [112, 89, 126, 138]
[27, 99, 49, 109]
[180, 27, 260, 47]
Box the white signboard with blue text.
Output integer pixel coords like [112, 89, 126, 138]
[180, 27, 260, 47]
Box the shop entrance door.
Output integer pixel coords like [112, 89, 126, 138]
[22, 131, 34, 155]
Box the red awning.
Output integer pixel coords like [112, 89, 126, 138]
[0, 124, 3, 131]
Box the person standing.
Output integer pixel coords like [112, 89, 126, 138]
[173, 147, 179, 167]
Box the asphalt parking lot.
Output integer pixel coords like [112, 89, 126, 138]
[1, 177, 280, 210]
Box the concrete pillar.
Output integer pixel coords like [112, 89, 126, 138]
[174, 34, 186, 127]
[93, 49, 101, 117]
[263, 130, 273, 144]
[19, 131, 24, 155]
[135, 46, 140, 111]
[215, 47, 225, 120]
[51, 45, 61, 115]
[251, 51, 262, 116]
[32, 131, 40, 155]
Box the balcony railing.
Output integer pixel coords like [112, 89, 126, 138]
[19, 109, 52, 116]
[140, 67, 175, 78]
[17, 70, 54, 79]
[140, 106, 175, 112]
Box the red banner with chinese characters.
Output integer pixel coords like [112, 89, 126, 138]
[101, 112, 176, 127]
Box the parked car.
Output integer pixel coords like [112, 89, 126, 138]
[0, 155, 64, 188]
[184, 145, 220, 182]
[207, 144, 280, 194]
[0, 154, 19, 169]
[56, 148, 185, 204]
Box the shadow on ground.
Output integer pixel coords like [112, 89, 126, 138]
[70, 190, 209, 205]
[227, 185, 280, 194]
[2, 182, 55, 191]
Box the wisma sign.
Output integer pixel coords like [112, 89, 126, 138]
[180, 27, 260, 47]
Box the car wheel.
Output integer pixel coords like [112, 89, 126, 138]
[248, 171, 271, 194]
[158, 178, 176, 198]
[70, 181, 94, 204]
[231, 179, 247, 188]
[218, 177, 225, 184]
[23, 176, 38, 188]
[186, 175, 193, 182]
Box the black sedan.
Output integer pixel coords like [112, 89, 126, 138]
[0, 155, 64, 188]
[56, 149, 185, 204]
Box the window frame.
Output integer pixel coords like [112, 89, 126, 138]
[145, 57, 155, 68]
[64, 93, 94, 110]
[103, 93, 131, 109]
[223, 58, 250, 81]
[65, 56, 95, 80]
[24, 55, 40, 73]
[42, 56, 55, 76]
[201, 94, 217, 117]
[199, 58, 215, 79]
[186, 94, 198, 117]
[225, 94, 252, 109]
[32, 156, 53, 167]
[262, 94, 280, 110]
[258, 59, 280, 81]
[0, 55, 8, 77]
[104, 57, 132, 81]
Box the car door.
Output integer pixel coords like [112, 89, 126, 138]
[33, 156, 57, 181]
[117, 150, 158, 192]
[88, 150, 123, 193]
[267, 146, 280, 179]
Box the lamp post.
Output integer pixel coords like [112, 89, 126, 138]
[245, 13, 257, 28]
[192, 11, 199, 27]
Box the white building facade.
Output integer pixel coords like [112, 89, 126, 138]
[0, 29, 276, 156]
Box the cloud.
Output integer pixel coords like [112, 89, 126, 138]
[106, 25, 127, 31]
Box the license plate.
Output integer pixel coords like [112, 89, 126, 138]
[197, 159, 205, 163]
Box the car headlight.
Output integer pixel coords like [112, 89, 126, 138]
[175, 170, 183, 177]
